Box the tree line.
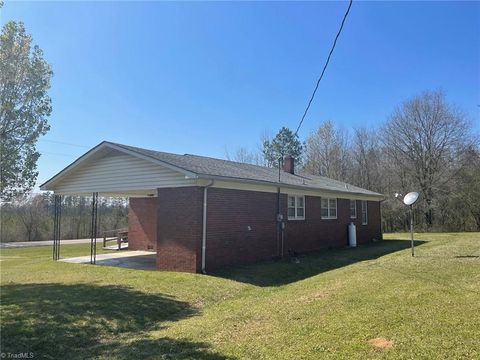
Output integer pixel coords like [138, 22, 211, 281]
[0, 194, 128, 242]
[228, 90, 480, 232]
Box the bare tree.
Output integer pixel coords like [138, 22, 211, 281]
[453, 147, 480, 230]
[382, 90, 474, 227]
[1, 194, 129, 243]
[62, 196, 90, 239]
[225, 146, 264, 165]
[350, 127, 382, 191]
[225, 129, 271, 166]
[304, 120, 350, 181]
[17, 194, 49, 241]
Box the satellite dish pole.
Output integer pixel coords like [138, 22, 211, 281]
[408, 203, 414, 256]
[395, 192, 420, 257]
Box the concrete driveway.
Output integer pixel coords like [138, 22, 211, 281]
[60, 251, 156, 271]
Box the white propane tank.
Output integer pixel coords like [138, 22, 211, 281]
[348, 222, 357, 247]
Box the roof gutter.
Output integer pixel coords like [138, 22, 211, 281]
[201, 179, 215, 274]
[196, 174, 385, 201]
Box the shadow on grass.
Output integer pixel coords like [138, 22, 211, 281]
[214, 239, 426, 287]
[0, 283, 234, 359]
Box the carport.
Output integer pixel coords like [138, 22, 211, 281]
[40, 141, 198, 267]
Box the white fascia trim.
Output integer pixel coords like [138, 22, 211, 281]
[49, 190, 159, 197]
[196, 176, 385, 201]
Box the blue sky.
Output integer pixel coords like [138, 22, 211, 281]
[1, 1, 479, 189]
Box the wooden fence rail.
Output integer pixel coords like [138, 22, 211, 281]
[102, 228, 128, 250]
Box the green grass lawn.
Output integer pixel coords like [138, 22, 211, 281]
[1, 233, 479, 359]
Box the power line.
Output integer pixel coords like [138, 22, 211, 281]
[39, 151, 78, 157]
[295, 0, 353, 135]
[38, 139, 90, 148]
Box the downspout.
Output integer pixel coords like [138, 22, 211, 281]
[202, 179, 215, 274]
[277, 157, 282, 258]
[379, 197, 386, 239]
[276, 186, 281, 257]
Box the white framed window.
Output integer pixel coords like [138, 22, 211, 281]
[288, 195, 305, 220]
[361, 200, 368, 225]
[321, 198, 337, 219]
[350, 200, 357, 219]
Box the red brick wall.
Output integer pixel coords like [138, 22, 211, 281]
[205, 189, 383, 271]
[205, 188, 279, 271]
[128, 197, 157, 251]
[156, 187, 203, 273]
[129, 187, 383, 273]
[283, 198, 382, 254]
[355, 200, 383, 244]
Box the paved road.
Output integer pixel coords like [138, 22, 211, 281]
[0, 239, 92, 248]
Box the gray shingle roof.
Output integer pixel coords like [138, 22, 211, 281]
[111, 142, 384, 199]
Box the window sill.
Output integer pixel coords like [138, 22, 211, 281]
[321, 217, 337, 220]
[288, 217, 305, 221]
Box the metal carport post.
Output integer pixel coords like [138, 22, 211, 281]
[90, 192, 99, 264]
[52, 192, 99, 265]
[52, 195, 62, 260]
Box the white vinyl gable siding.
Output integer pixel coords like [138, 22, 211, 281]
[52, 153, 194, 195]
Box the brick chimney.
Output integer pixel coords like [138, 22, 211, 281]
[283, 155, 295, 174]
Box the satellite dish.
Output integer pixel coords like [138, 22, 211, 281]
[394, 190, 419, 256]
[403, 192, 419, 206]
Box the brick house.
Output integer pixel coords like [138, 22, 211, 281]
[41, 141, 384, 273]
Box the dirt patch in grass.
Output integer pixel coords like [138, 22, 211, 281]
[368, 337, 394, 349]
[299, 290, 330, 303]
[193, 300, 205, 309]
[298, 282, 344, 304]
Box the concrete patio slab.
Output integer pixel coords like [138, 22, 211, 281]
[60, 251, 156, 270]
